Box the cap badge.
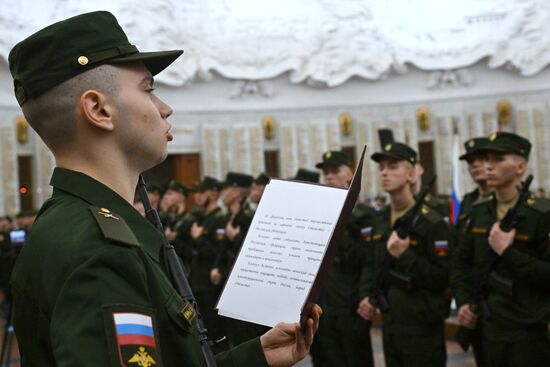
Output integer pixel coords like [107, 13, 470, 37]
[385, 144, 392, 151]
[489, 133, 497, 141]
[468, 140, 475, 148]
[77, 56, 89, 66]
[325, 152, 332, 159]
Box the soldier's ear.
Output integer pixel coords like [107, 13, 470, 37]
[79, 90, 114, 132]
[516, 156, 527, 177]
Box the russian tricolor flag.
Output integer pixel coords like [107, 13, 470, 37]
[114, 312, 156, 347]
[450, 134, 462, 225]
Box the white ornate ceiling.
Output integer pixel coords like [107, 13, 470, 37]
[2, 0, 549, 87]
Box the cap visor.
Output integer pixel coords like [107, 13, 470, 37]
[110, 49, 183, 75]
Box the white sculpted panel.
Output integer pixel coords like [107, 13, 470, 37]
[1, 0, 549, 88]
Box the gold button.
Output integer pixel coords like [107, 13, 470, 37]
[77, 56, 89, 65]
[385, 144, 392, 151]
[489, 132, 497, 141]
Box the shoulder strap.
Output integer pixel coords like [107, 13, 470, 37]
[90, 206, 140, 247]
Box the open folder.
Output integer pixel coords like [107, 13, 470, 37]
[216, 146, 366, 328]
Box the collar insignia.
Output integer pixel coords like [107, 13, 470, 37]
[99, 208, 119, 220]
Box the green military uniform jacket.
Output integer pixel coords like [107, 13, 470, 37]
[456, 189, 494, 233]
[323, 203, 376, 314]
[361, 205, 451, 335]
[452, 194, 550, 340]
[188, 206, 227, 292]
[11, 168, 267, 367]
[215, 201, 255, 281]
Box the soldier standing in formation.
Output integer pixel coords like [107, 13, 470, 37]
[452, 136, 492, 366]
[359, 143, 451, 367]
[213, 173, 271, 347]
[312, 151, 375, 367]
[452, 132, 550, 366]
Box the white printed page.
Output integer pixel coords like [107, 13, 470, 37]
[216, 179, 348, 327]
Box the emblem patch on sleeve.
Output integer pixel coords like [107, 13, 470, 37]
[216, 228, 225, 240]
[434, 240, 449, 257]
[104, 306, 162, 367]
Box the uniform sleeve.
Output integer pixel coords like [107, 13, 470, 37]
[393, 219, 450, 292]
[216, 337, 268, 367]
[451, 215, 476, 308]
[49, 246, 153, 366]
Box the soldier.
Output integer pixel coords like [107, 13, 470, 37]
[457, 137, 492, 232]
[292, 168, 320, 183]
[147, 183, 163, 211]
[358, 143, 450, 367]
[452, 132, 550, 366]
[453, 136, 491, 366]
[313, 151, 375, 367]
[8, 11, 319, 366]
[159, 179, 189, 230]
[186, 176, 228, 350]
[214, 173, 270, 346]
[248, 173, 270, 210]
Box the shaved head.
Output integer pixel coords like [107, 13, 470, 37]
[21, 65, 120, 154]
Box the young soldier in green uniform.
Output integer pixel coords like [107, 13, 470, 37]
[456, 137, 492, 232]
[452, 132, 550, 367]
[187, 176, 229, 350]
[358, 143, 451, 367]
[8, 11, 320, 367]
[159, 179, 190, 229]
[453, 136, 491, 366]
[313, 151, 375, 367]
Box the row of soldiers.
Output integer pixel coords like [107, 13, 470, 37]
[139, 131, 549, 367]
[310, 131, 549, 367]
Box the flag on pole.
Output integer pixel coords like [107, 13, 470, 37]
[450, 134, 462, 225]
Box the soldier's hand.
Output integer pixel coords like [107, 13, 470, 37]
[357, 297, 376, 320]
[165, 228, 177, 242]
[488, 223, 515, 255]
[210, 268, 222, 285]
[225, 222, 241, 241]
[387, 231, 410, 258]
[261, 304, 322, 367]
[191, 222, 204, 239]
[457, 304, 478, 329]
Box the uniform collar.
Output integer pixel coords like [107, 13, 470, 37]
[50, 167, 162, 262]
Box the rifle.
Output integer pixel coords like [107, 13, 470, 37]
[455, 174, 533, 351]
[137, 175, 219, 367]
[368, 175, 437, 312]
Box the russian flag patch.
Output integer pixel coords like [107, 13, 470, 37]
[361, 226, 373, 241]
[105, 307, 161, 367]
[434, 240, 449, 256]
[216, 228, 225, 240]
[114, 313, 156, 348]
